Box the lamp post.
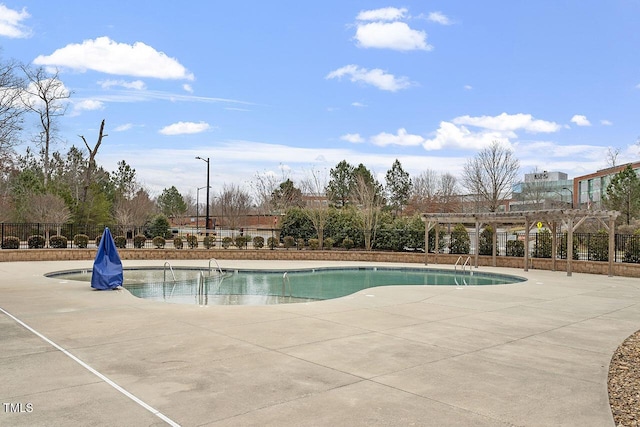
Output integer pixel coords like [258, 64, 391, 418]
[195, 156, 210, 235]
[562, 187, 574, 208]
[196, 185, 208, 233]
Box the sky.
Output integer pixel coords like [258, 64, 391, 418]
[1, 1, 639, 200]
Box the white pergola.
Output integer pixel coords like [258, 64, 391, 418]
[422, 209, 620, 277]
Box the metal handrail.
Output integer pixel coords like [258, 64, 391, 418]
[282, 272, 291, 297]
[208, 258, 223, 276]
[454, 256, 463, 274]
[462, 256, 471, 274]
[163, 261, 176, 283]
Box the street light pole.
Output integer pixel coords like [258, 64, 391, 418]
[196, 156, 211, 235]
[196, 185, 208, 234]
[562, 187, 574, 208]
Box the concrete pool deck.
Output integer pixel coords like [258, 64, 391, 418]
[1, 259, 639, 426]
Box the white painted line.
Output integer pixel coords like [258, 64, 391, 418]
[0, 306, 180, 427]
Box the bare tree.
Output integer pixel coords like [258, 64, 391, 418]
[0, 57, 25, 158]
[25, 193, 72, 243]
[439, 173, 460, 212]
[351, 174, 383, 251]
[462, 141, 520, 212]
[251, 171, 280, 215]
[605, 147, 620, 168]
[215, 183, 253, 230]
[113, 189, 154, 235]
[300, 167, 329, 248]
[20, 66, 70, 186]
[79, 119, 107, 216]
[410, 169, 460, 213]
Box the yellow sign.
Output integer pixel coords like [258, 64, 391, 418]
[537, 221, 543, 229]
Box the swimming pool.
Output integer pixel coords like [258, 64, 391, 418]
[48, 266, 526, 306]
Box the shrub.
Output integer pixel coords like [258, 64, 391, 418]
[235, 235, 249, 249]
[296, 238, 305, 250]
[557, 232, 579, 260]
[49, 235, 68, 249]
[342, 237, 354, 250]
[2, 236, 20, 249]
[449, 224, 470, 254]
[73, 234, 89, 248]
[252, 236, 264, 249]
[267, 236, 278, 249]
[279, 207, 316, 242]
[186, 234, 198, 249]
[221, 236, 233, 249]
[147, 214, 171, 239]
[28, 235, 45, 249]
[114, 235, 127, 248]
[95, 234, 102, 247]
[323, 237, 335, 250]
[283, 235, 295, 249]
[587, 230, 609, 261]
[152, 236, 166, 249]
[203, 235, 216, 249]
[133, 234, 146, 248]
[478, 226, 497, 256]
[623, 234, 640, 263]
[506, 239, 524, 257]
[533, 229, 552, 258]
[308, 238, 320, 250]
[173, 237, 183, 249]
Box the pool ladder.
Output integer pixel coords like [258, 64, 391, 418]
[163, 261, 177, 283]
[208, 258, 223, 276]
[196, 270, 207, 305]
[163, 261, 181, 299]
[454, 256, 471, 287]
[282, 272, 292, 298]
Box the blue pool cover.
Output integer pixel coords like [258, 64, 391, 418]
[91, 227, 123, 290]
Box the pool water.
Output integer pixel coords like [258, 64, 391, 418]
[48, 266, 526, 306]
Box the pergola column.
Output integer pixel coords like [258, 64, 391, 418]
[567, 217, 574, 277]
[524, 217, 530, 272]
[608, 216, 616, 277]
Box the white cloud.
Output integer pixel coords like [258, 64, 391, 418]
[326, 65, 411, 92]
[340, 133, 364, 143]
[0, 4, 31, 38]
[355, 21, 432, 51]
[570, 114, 591, 126]
[453, 112, 562, 133]
[351, 102, 367, 107]
[420, 112, 561, 151]
[98, 79, 146, 90]
[422, 121, 511, 151]
[427, 12, 452, 25]
[34, 36, 194, 80]
[73, 99, 104, 112]
[183, 83, 194, 93]
[601, 119, 613, 126]
[114, 123, 133, 132]
[356, 7, 407, 22]
[370, 128, 424, 147]
[159, 121, 210, 135]
[464, 85, 473, 90]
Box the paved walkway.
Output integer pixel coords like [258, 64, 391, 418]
[1, 259, 639, 426]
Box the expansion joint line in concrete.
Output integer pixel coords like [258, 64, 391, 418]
[0, 306, 180, 427]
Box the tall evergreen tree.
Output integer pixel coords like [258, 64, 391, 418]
[385, 159, 412, 216]
[327, 160, 355, 208]
[603, 164, 640, 225]
[157, 186, 187, 219]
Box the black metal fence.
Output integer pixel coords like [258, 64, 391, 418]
[1, 223, 639, 264]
